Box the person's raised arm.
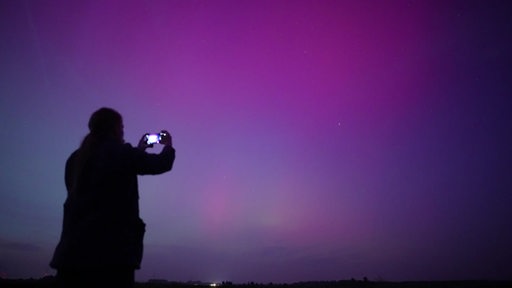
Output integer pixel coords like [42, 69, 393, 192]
[132, 130, 175, 175]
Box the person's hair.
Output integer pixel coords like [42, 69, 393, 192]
[87, 107, 123, 140]
[79, 107, 123, 152]
[70, 107, 123, 195]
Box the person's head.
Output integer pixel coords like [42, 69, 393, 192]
[87, 107, 124, 143]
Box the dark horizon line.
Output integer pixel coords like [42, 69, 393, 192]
[2, 276, 512, 287]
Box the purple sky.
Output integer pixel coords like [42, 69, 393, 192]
[1, 0, 511, 283]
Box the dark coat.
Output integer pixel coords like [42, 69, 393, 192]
[50, 141, 175, 270]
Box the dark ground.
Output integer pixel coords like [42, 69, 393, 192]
[1, 277, 511, 288]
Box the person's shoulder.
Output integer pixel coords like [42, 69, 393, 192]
[65, 149, 80, 168]
[68, 149, 80, 161]
[118, 142, 144, 156]
[120, 142, 134, 148]
[120, 142, 137, 151]
[103, 141, 133, 151]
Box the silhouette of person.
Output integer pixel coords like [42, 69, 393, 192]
[50, 107, 175, 288]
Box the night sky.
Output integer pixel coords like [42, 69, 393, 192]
[1, 0, 511, 283]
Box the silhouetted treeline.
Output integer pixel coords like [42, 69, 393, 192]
[1, 277, 512, 288]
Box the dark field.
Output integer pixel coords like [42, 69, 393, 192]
[1, 278, 511, 288]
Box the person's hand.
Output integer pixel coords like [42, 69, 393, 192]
[159, 130, 173, 147]
[137, 133, 153, 150]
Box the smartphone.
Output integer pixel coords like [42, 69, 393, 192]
[145, 133, 161, 145]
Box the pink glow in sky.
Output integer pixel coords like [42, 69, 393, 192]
[1, 0, 511, 283]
